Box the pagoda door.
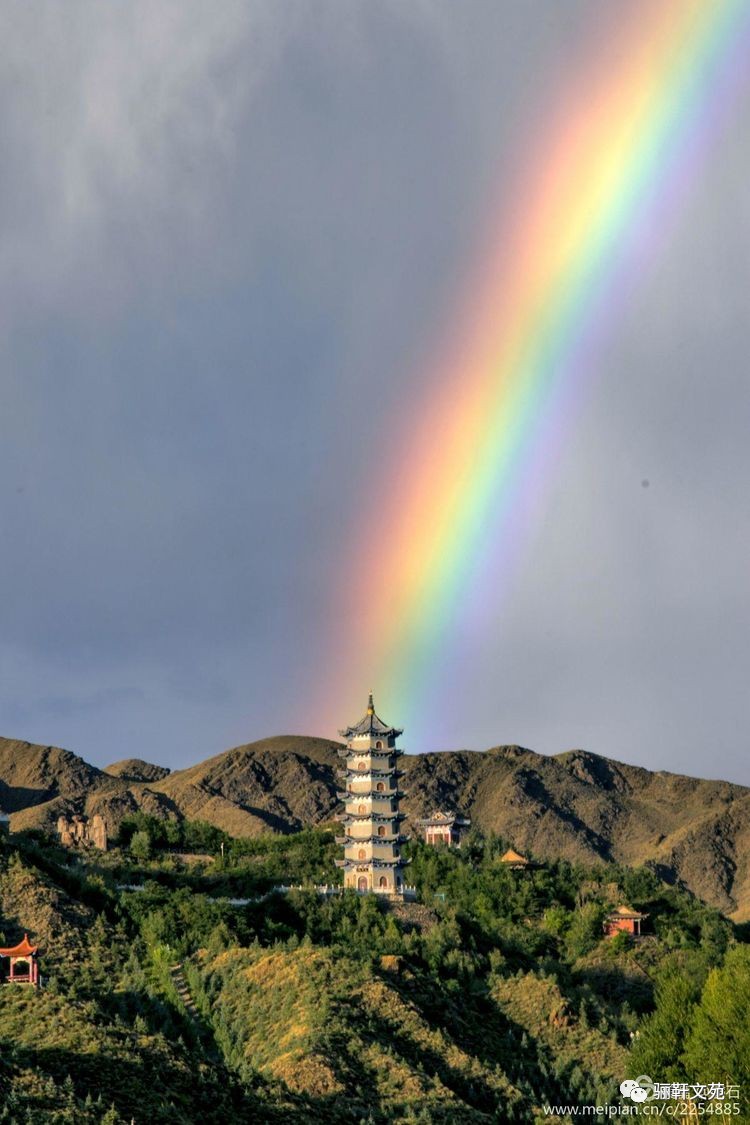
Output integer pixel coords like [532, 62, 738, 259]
[357, 876, 368, 892]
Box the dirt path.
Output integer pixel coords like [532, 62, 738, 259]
[169, 961, 199, 1021]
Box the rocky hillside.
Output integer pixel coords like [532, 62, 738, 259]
[103, 759, 171, 783]
[2, 733, 749, 919]
[0, 737, 177, 838]
[154, 736, 342, 836]
[404, 746, 750, 920]
[0, 738, 103, 813]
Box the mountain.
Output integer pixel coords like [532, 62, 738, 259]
[103, 759, 171, 783]
[404, 745, 750, 919]
[0, 738, 103, 813]
[0, 738, 178, 835]
[154, 736, 342, 836]
[1, 733, 749, 919]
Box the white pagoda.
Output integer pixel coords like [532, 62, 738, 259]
[335, 694, 409, 894]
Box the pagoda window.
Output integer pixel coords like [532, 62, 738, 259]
[377, 826, 386, 837]
[376, 782, 385, 792]
[358, 761, 366, 770]
[358, 849, 366, 860]
[358, 804, 366, 814]
[358, 876, 368, 892]
[375, 740, 383, 749]
[378, 876, 388, 888]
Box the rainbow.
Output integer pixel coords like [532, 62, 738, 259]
[310, 0, 750, 744]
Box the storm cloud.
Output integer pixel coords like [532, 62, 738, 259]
[0, 2, 748, 782]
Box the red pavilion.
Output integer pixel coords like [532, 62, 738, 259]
[0, 933, 40, 986]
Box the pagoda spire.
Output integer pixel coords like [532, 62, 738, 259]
[338, 694, 402, 742]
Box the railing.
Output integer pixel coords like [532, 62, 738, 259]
[110, 884, 420, 908]
[336, 791, 405, 803]
[337, 776, 399, 786]
[261, 883, 418, 901]
[336, 835, 408, 845]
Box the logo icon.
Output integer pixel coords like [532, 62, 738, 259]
[620, 1076, 654, 1103]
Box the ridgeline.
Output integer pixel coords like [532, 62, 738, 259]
[1, 734, 749, 918]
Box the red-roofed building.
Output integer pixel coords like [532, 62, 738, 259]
[603, 906, 648, 938]
[416, 811, 471, 848]
[0, 934, 40, 986]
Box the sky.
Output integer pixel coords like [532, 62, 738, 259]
[0, 2, 748, 782]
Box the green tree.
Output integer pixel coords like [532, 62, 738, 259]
[130, 829, 152, 862]
[165, 819, 182, 847]
[629, 953, 707, 1082]
[683, 945, 750, 1116]
[565, 903, 606, 959]
[541, 905, 570, 938]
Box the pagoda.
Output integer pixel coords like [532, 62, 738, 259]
[335, 694, 409, 895]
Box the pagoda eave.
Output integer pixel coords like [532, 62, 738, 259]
[338, 834, 409, 845]
[336, 769, 405, 781]
[0, 934, 38, 958]
[338, 726, 403, 740]
[339, 858, 409, 870]
[338, 791, 407, 802]
[337, 747, 404, 760]
[338, 813, 406, 825]
[416, 817, 471, 828]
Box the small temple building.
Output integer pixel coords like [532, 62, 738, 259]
[417, 810, 471, 848]
[0, 934, 40, 986]
[56, 813, 107, 851]
[603, 905, 648, 938]
[335, 694, 410, 895]
[499, 848, 532, 870]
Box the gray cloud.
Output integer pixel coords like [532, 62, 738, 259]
[0, 2, 747, 782]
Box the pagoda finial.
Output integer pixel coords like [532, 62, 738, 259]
[367, 691, 374, 715]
